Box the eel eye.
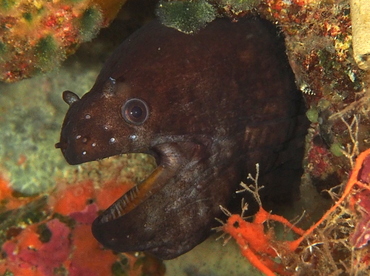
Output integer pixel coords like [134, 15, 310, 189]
[121, 98, 149, 125]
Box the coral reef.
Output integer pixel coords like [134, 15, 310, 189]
[217, 144, 370, 275]
[215, 166, 305, 276]
[0, 0, 129, 83]
[155, 0, 370, 274]
[155, 1, 365, 193]
[259, 0, 367, 194]
[156, 0, 366, 195]
[0, 165, 162, 276]
[0, 35, 159, 275]
[1, 0, 370, 275]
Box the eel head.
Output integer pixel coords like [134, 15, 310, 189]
[56, 77, 239, 259]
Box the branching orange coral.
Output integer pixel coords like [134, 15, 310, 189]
[216, 148, 370, 276]
[215, 165, 305, 276]
[217, 203, 304, 276]
[289, 147, 370, 251]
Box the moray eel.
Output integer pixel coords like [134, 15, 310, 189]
[56, 17, 308, 260]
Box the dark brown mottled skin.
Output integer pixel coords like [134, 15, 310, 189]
[56, 17, 308, 260]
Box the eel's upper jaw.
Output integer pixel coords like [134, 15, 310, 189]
[55, 137, 80, 165]
[55, 118, 124, 165]
[56, 90, 129, 165]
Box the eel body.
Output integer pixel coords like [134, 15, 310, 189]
[56, 17, 307, 259]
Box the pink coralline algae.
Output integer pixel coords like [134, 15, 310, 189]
[2, 219, 71, 276]
[358, 154, 370, 183]
[350, 189, 370, 249]
[69, 203, 99, 224]
[350, 155, 370, 248]
[0, 177, 136, 276]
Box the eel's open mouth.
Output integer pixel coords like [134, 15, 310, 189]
[93, 142, 187, 225]
[96, 164, 166, 224]
[86, 137, 243, 259]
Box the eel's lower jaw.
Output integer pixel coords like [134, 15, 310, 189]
[96, 165, 167, 224]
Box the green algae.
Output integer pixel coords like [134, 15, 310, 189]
[330, 142, 344, 157]
[79, 6, 104, 41]
[306, 107, 319, 123]
[0, 42, 6, 58]
[35, 35, 63, 72]
[0, 0, 15, 11]
[0, 105, 65, 195]
[219, 0, 261, 13]
[0, 59, 100, 195]
[37, 222, 53, 243]
[317, 99, 331, 110]
[112, 258, 130, 276]
[0, 196, 48, 247]
[156, 0, 216, 34]
[22, 12, 33, 22]
[165, 233, 265, 275]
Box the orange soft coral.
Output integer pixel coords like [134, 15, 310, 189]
[95, 180, 134, 210]
[217, 148, 370, 276]
[69, 224, 117, 276]
[217, 199, 304, 276]
[50, 180, 95, 215]
[0, 174, 34, 210]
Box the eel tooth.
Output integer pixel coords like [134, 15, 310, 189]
[100, 186, 140, 223]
